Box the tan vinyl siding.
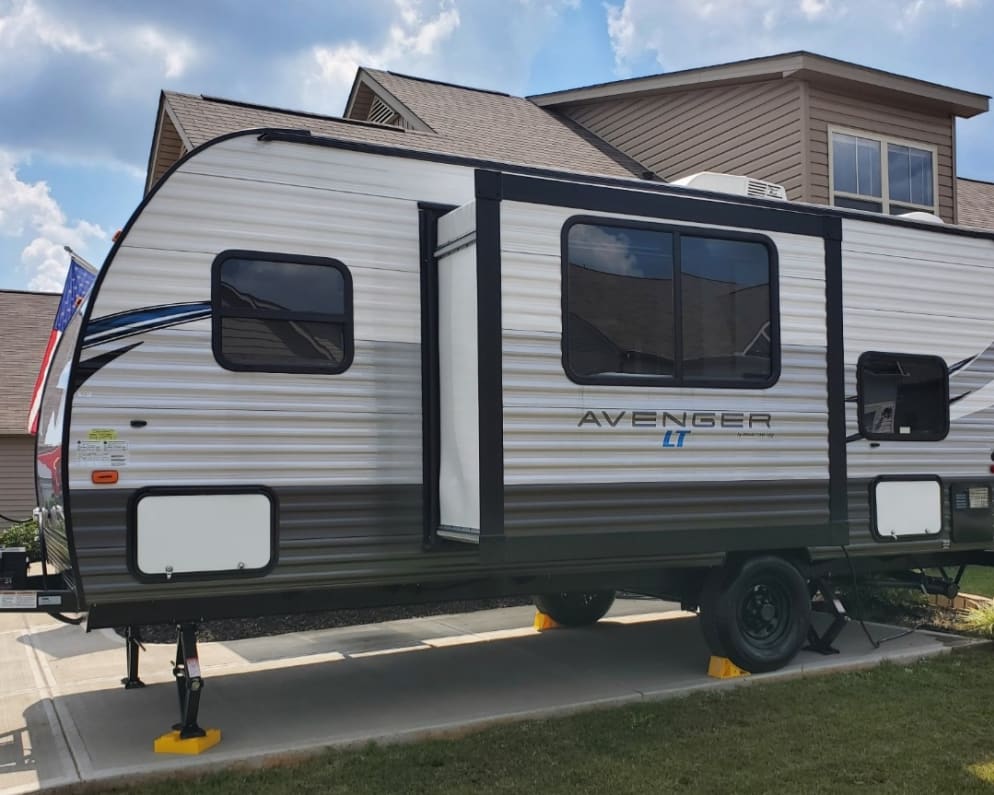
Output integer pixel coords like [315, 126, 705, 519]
[562, 80, 805, 199]
[0, 436, 37, 529]
[0, 291, 60, 435]
[807, 86, 955, 221]
[150, 113, 187, 189]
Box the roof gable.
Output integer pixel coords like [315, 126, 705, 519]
[530, 51, 989, 119]
[345, 69, 433, 131]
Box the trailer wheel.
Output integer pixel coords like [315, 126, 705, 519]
[713, 556, 810, 674]
[532, 590, 616, 627]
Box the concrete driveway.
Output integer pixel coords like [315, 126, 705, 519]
[0, 598, 978, 793]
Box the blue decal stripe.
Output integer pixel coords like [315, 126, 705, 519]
[83, 302, 211, 347]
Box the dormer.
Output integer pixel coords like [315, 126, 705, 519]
[344, 68, 433, 132]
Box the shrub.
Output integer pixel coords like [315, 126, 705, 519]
[0, 519, 41, 562]
[958, 603, 994, 639]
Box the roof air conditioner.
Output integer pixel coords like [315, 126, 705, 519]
[897, 211, 943, 224]
[670, 172, 788, 201]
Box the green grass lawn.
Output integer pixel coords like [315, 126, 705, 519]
[960, 567, 994, 598]
[97, 647, 994, 795]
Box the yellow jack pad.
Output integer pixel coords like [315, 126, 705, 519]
[707, 656, 750, 679]
[154, 728, 221, 755]
[533, 611, 561, 631]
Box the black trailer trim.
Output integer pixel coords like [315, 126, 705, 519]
[495, 522, 848, 564]
[867, 474, 944, 542]
[126, 485, 280, 583]
[81, 566, 686, 629]
[823, 218, 848, 526]
[417, 201, 457, 547]
[496, 171, 833, 239]
[475, 171, 505, 551]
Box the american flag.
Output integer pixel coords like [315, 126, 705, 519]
[27, 255, 97, 434]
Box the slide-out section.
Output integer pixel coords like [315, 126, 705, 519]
[435, 202, 481, 542]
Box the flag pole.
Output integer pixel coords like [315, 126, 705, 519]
[27, 249, 98, 434]
[62, 246, 98, 274]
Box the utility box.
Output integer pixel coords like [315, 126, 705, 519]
[0, 548, 28, 590]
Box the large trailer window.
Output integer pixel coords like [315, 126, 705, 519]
[563, 219, 778, 388]
[857, 352, 948, 441]
[212, 251, 353, 374]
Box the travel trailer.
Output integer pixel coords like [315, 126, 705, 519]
[19, 127, 994, 737]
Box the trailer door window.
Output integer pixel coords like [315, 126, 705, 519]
[857, 352, 948, 441]
[212, 252, 353, 374]
[563, 220, 777, 388]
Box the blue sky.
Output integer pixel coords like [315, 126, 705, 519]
[1, 0, 992, 292]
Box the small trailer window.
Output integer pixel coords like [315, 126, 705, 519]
[563, 220, 777, 387]
[857, 352, 949, 441]
[212, 251, 353, 374]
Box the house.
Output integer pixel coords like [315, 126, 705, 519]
[145, 51, 992, 228]
[529, 51, 988, 224]
[957, 177, 994, 229]
[0, 290, 59, 529]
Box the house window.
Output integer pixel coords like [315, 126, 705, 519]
[830, 129, 937, 215]
[857, 352, 948, 441]
[212, 251, 353, 374]
[562, 220, 778, 388]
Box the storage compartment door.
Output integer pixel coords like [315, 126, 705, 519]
[133, 489, 276, 579]
[871, 478, 941, 540]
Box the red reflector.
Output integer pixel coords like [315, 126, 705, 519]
[91, 470, 119, 484]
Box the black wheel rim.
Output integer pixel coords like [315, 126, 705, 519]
[738, 579, 792, 649]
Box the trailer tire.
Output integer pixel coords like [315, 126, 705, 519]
[532, 590, 616, 627]
[713, 556, 810, 674]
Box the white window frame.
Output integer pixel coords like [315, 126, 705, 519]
[828, 126, 940, 216]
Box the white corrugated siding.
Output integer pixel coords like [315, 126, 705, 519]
[70, 139, 475, 491]
[499, 201, 829, 486]
[842, 218, 994, 480]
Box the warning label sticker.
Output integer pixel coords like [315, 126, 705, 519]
[0, 592, 36, 610]
[74, 440, 129, 467]
[87, 429, 118, 441]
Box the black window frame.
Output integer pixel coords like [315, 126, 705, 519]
[211, 249, 354, 375]
[856, 351, 949, 442]
[560, 216, 781, 389]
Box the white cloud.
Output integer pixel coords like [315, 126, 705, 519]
[0, 0, 106, 58]
[800, 0, 831, 19]
[0, 1, 198, 86]
[604, 0, 972, 73]
[0, 150, 106, 291]
[303, 0, 459, 110]
[135, 26, 196, 79]
[605, 3, 637, 69]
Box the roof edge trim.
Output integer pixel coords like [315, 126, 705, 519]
[529, 51, 989, 118]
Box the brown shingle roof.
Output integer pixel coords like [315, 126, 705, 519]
[957, 178, 994, 230]
[162, 73, 645, 180]
[361, 69, 645, 177]
[0, 290, 60, 435]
